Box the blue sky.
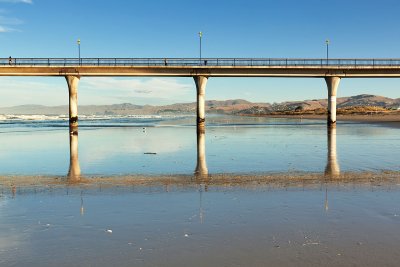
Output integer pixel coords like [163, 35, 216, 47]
[0, 0, 400, 106]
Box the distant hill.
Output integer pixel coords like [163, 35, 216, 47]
[337, 94, 398, 108]
[237, 94, 400, 115]
[0, 99, 269, 115]
[0, 95, 398, 115]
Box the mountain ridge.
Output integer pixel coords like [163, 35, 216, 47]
[0, 94, 399, 115]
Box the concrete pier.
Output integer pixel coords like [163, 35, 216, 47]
[68, 130, 81, 181]
[325, 77, 341, 125]
[194, 76, 208, 125]
[66, 75, 80, 128]
[2, 58, 399, 129]
[195, 124, 208, 177]
[324, 126, 340, 177]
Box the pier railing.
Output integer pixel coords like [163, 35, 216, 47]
[2, 58, 400, 67]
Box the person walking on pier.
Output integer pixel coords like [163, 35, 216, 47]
[8, 56, 12, 66]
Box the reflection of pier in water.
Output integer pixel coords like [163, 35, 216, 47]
[324, 126, 340, 213]
[68, 128, 81, 182]
[67, 125, 210, 181]
[194, 124, 208, 177]
[65, 123, 340, 180]
[193, 123, 340, 177]
[194, 124, 208, 223]
[325, 126, 340, 177]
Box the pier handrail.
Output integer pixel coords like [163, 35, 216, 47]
[2, 58, 400, 67]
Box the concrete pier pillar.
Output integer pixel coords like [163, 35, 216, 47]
[195, 124, 208, 177]
[325, 77, 341, 125]
[324, 126, 340, 177]
[194, 76, 208, 125]
[68, 130, 81, 181]
[66, 75, 80, 128]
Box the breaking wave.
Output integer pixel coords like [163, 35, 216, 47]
[0, 114, 195, 128]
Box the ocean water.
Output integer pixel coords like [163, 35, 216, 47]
[0, 114, 399, 176]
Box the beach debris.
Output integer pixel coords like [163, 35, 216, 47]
[144, 152, 157, 155]
[106, 229, 113, 233]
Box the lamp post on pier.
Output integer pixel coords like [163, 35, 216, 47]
[77, 39, 81, 65]
[326, 39, 330, 64]
[198, 31, 202, 65]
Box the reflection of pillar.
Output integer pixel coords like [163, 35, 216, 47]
[324, 188, 329, 212]
[325, 77, 340, 125]
[80, 195, 84, 216]
[195, 124, 208, 177]
[194, 76, 208, 126]
[68, 130, 81, 181]
[66, 75, 80, 129]
[325, 126, 340, 177]
[199, 186, 204, 224]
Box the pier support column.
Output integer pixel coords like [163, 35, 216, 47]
[66, 75, 80, 129]
[194, 76, 208, 125]
[325, 77, 341, 125]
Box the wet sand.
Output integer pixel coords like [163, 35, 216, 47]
[2, 173, 400, 267]
[1, 171, 400, 189]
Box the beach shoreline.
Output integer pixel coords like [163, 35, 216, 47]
[241, 113, 400, 128]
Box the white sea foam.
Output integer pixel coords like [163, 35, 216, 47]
[0, 114, 193, 122]
[0, 114, 68, 121]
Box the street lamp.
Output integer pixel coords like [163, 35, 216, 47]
[325, 39, 330, 63]
[198, 31, 202, 64]
[77, 39, 81, 65]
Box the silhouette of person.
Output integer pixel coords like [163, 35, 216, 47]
[8, 56, 12, 65]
